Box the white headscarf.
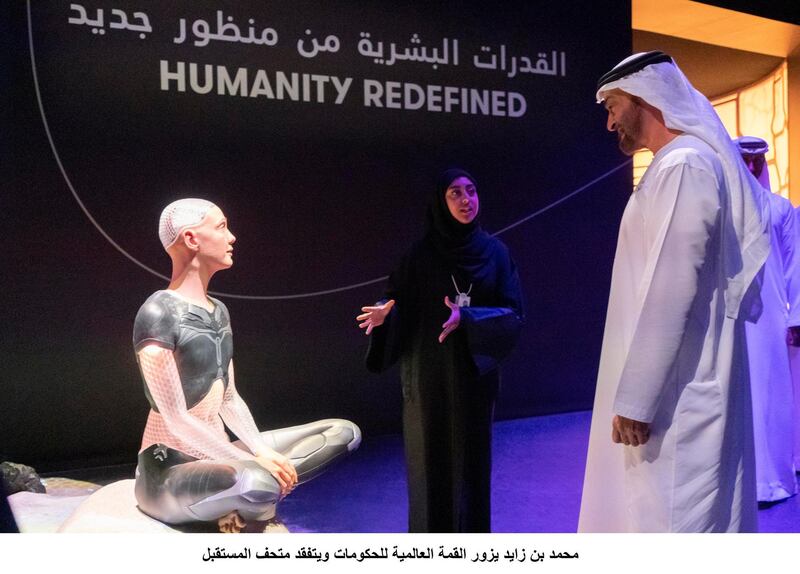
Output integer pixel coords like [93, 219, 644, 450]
[734, 136, 771, 191]
[158, 198, 217, 250]
[597, 58, 769, 318]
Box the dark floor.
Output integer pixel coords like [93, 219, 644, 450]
[39, 410, 800, 532]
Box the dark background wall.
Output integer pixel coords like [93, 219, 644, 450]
[3, 1, 632, 472]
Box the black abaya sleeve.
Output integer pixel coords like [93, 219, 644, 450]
[365, 251, 411, 373]
[460, 251, 524, 375]
[365, 303, 401, 373]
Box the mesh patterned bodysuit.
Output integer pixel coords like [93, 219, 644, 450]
[133, 290, 360, 524]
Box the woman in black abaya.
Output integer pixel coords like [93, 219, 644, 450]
[357, 168, 524, 532]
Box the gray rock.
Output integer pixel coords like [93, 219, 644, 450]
[0, 462, 46, 494]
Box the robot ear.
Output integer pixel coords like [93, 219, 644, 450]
[181, 229, 201, 251]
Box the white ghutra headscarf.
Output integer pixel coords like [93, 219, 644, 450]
[597, 54, 770, 319]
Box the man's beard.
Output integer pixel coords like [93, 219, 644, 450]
[617, 131, 641, 156]
[749, 157, 765, 178]
[616, 107, 643, 156]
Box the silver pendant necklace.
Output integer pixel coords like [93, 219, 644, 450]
[451, 274, 472, 307]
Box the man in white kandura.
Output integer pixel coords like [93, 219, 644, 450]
[735, 136, 800, 503]
[579, 52, 769, 532]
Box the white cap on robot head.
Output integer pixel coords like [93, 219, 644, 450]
[158, 198, 217, 250]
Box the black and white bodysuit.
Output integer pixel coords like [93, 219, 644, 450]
[133, 290, 360, 524]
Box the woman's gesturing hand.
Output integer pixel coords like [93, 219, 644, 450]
[357, 299, 396, 335]
[439, 296, 461, 343]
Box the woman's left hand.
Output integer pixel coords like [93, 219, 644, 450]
[439, 296, 461, 343]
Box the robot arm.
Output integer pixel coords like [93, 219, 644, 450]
[218, 360, 272, 457]
[218, 360, 298, 491]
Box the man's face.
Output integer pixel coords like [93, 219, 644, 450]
[741, 153, 766, 179]
[604, 91, 644, 156]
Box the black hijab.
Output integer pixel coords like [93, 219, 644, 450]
[425, 168, 497, 282]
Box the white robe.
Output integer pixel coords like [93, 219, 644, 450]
[579, 134, 758, 532]
[746, 190, 800, 501]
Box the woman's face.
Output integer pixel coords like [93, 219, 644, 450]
[445, 176, 479, 225]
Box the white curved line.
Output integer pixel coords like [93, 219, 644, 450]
[27, 2, 171, 282]
[27, 1, 630, 301]
[491, 160, 632, 237]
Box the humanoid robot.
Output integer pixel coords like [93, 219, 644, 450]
[134, 198, 360, 532]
